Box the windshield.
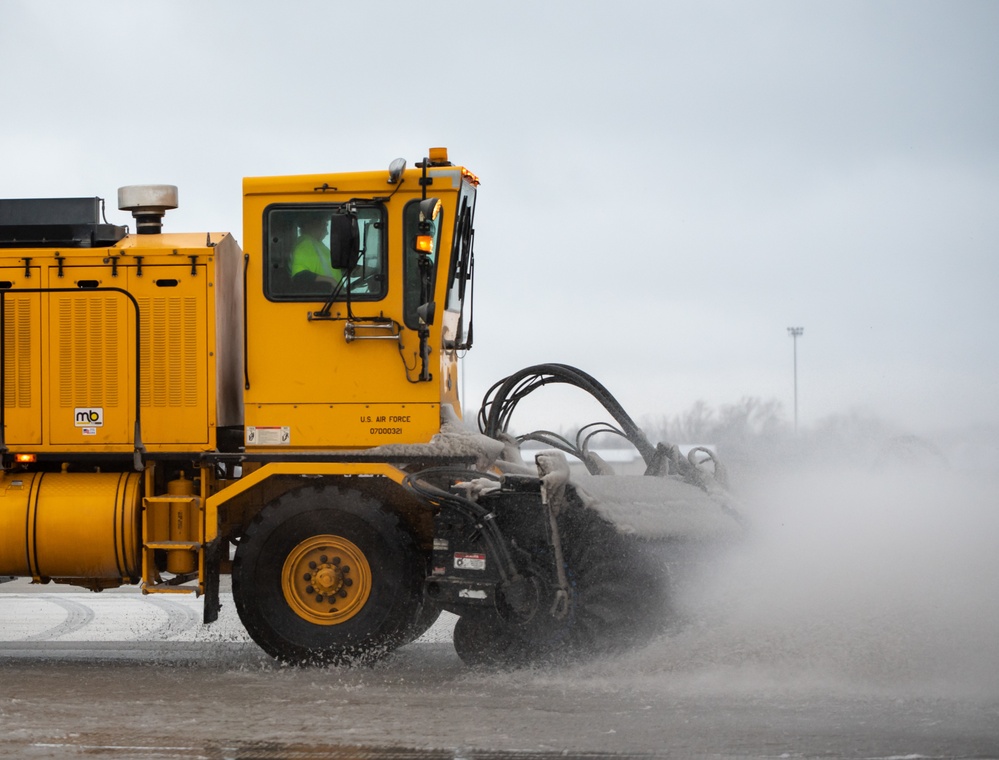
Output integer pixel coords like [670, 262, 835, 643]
[264, 204, 386, 301]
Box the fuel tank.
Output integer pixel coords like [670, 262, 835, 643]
[0, 471, 142, 586]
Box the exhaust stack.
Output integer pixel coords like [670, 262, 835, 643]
[118, 185, 178, 234]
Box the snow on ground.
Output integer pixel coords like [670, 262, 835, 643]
[0, 581, 456, 646]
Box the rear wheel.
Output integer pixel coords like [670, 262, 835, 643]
[232, 485, 424, 666]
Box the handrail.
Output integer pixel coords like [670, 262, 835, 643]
[344, 320, 401, 343]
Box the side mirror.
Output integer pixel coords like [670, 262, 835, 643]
[418, 197, 442, 229]
[416, 300, 436, 327]
[329, 213, 359, 269]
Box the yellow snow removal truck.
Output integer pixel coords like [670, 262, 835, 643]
[0, 148, 739, 666]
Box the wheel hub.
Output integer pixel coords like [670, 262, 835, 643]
[281, 535, 372, 626]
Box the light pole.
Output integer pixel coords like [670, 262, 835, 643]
[787, 327, 803, 433]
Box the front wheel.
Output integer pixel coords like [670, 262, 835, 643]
[232, 485, 423, 666]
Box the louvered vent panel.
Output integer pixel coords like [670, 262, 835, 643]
[140, 296, 200, 409]
[184, 297, 198, 406]
[57, 296, 119, 408]
[3, 297, 33, 409]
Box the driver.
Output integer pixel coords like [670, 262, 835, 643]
[290, 213, 342, 287]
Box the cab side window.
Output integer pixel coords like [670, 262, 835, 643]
[264, 205, 386, 301]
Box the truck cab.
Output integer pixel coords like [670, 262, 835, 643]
[241, 148, 478, 450]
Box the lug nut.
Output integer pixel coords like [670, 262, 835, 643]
[320, 555, 328, 564]
[303, 573, 312, 581]
[332, 557, 341, 565]
[306, 585, 315, 594]
[338, 589, 348, 598]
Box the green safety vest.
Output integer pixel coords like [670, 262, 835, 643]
[290, 236, 341, 282]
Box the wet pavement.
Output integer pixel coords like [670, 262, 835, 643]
[2, 583, 998, 760]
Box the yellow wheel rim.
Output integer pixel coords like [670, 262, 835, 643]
[281, 535, 372, 626]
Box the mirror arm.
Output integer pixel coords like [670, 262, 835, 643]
[417, 252, 432, 305]
[419, 323, 432, 382]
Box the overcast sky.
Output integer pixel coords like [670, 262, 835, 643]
[2, 1, 996, 436]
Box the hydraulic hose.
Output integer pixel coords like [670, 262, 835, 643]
[477, 363, 658, 468]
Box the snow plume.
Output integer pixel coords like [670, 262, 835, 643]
[556, 453, 999, 699]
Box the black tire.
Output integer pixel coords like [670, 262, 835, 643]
[232, 485, 424, 666]
[453, 610, 520, 667]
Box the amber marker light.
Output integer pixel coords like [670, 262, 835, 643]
[415, 235, 434, 253]
[14, 454, 36, 463]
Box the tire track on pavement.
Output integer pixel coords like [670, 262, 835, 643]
[20, 597, 95, 641]
[138, 596, 202, 640]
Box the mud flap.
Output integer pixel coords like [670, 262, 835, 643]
[202, 538, 222, 624]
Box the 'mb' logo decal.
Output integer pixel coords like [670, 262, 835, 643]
[74, 408, 104, 427]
